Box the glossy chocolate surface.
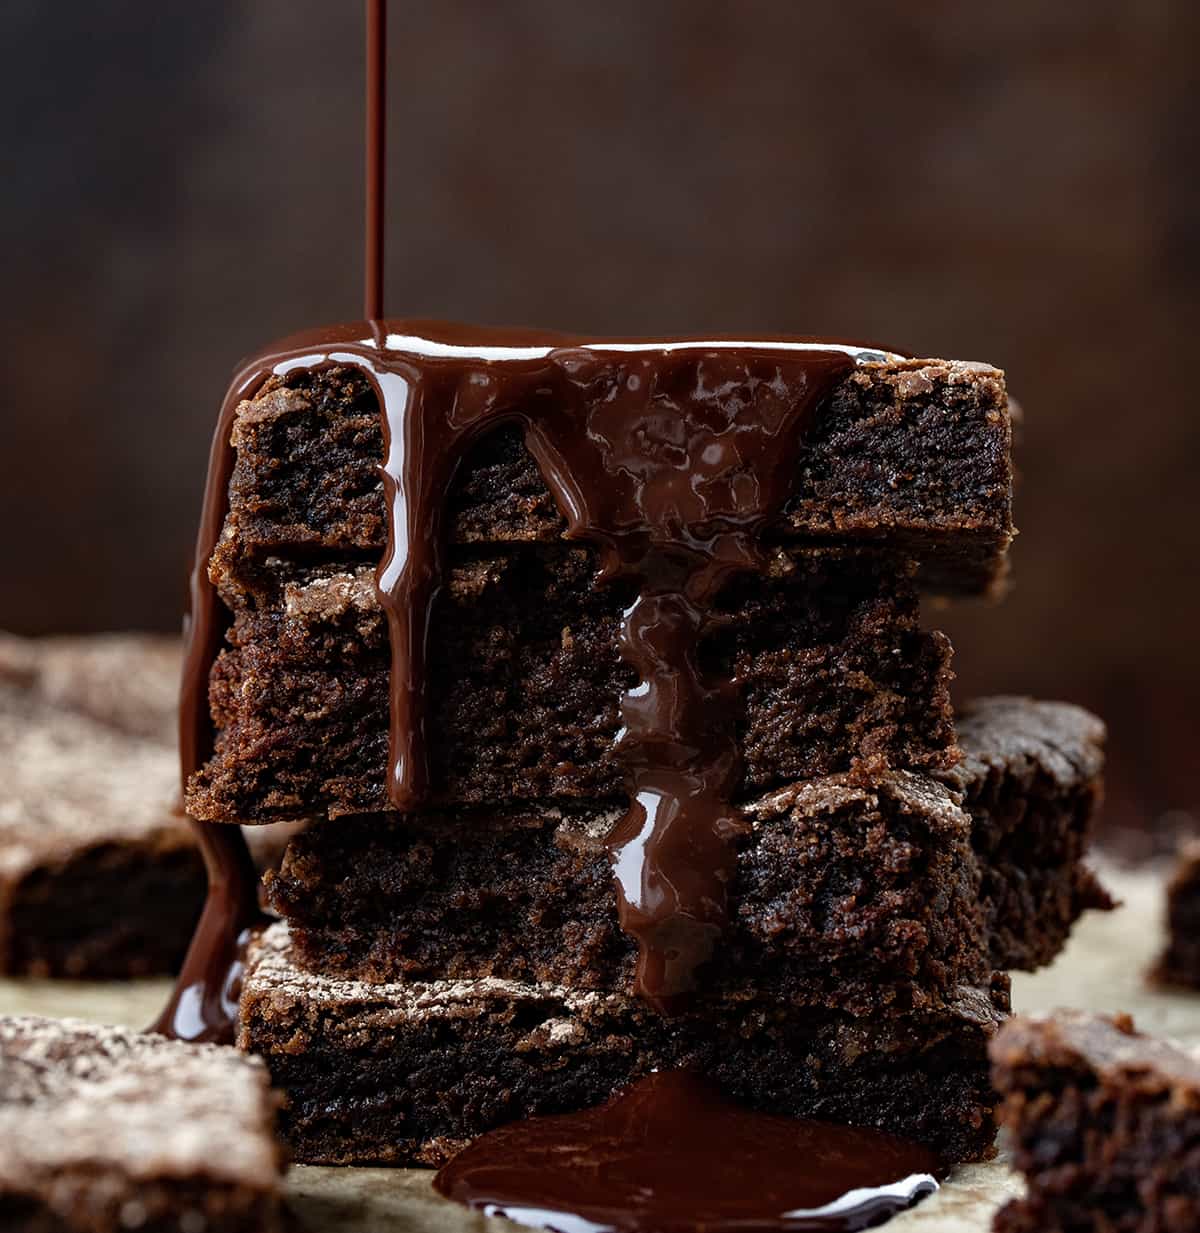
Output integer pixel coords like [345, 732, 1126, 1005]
[434, 1071, 941, 1233]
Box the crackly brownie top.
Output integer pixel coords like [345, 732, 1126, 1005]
[950, 696, 1106, 794]
[0, 681, 182, 879]
[992, 1011, 1200, 1095]
[0, 631, 181, 746]
[0, 1015, 282, 1186]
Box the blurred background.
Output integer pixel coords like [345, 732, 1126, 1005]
[2, 1, 1195, 841]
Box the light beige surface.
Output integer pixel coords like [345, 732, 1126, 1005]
[1, 860, 1194, 1231]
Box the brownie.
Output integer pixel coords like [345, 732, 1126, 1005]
[0, 631, 182, 747]
[0, 1015, 285, 1233]
[213, 358, 1013, 602]
[187, 546, 956, 823]
[266, 771, 987, 1015]
[0, 681, 206, 978]
[1151, 838, 1200, 989]
[991, 1011, 1200, 1233]
[239, 921, 1008, 1168]
[264, 694, 1107, 999]
[945, 696, 1112, 970]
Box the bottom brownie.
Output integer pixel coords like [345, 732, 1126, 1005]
[0, 1016, 286, 1233]
[991, 1011, 1200, 1233]
[239, 921, 1007, 1168]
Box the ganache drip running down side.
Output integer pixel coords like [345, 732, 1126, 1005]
[155, 318, 897, 1041]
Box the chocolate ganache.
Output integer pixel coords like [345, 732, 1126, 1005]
[434, 1071, 942, 1233]
[154, 319, 897, 1041]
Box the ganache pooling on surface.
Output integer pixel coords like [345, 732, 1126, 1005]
[433, 1070, 941, 1233]
[155, 318, 897, 1040]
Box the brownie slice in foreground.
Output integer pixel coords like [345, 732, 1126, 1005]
[0, 1016, 285, 1233]
[1151, 838, 1200, 989]
[268, 770, 990, 1017]
[0, 681, 205, 978]
[240, 921, 1007, 1168]
[991, 1011, 1200, 1233]
[189, 546, 956, 823]
[944, 696, 1112, 971]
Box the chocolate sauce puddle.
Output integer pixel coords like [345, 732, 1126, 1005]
[153, 322, 892, 1041]
[433, 1071, 941, 1233]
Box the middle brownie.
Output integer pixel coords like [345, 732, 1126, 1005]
[267, 769, 989, 1017]
[186, 545, 955, 824]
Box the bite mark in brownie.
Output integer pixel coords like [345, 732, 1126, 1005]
[188, 546, 957, 823]
[944, 696, 1113, 971]
[991, 1011, 1200, 1233]
[0, 1015, 285, 1233]
[239, 921, 1007, 1168]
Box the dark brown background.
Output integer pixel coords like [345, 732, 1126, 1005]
[2, 1, 1196, 836]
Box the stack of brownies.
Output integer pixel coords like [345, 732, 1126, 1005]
[183, 348, 1109, 1166]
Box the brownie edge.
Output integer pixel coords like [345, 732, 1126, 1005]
[240, 921, 1006, 1168]
[0, 1015, 286, 1233]
[991, 1011, 1200, 1233]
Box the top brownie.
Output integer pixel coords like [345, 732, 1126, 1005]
[188, 357, 1012, 824]
[211, 358, 1013, 604]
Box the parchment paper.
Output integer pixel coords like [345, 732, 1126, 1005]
[2, 860, 1193, 1232]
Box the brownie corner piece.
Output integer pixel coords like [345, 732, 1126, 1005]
[0, 1015, 286, 1233]
[788, 356, 1014, 595]
[991, 1011, 1200, 1232]
[947, 695, 1112, 971]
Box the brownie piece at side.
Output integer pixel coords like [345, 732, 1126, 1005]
[188, 547, 956, 823]
[213, 358, 1013, 602]
[0, 1016, 285, 1233]
[266, 771, 988, 1016]
[0, 683, 206, 978]
[240, 921, 1007, 1168]
[945, 696, 1112, 971]
[991, 1011, 1200, 1233]
[0, 631, 182, 747]
[1151, 839, 1200, 989]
